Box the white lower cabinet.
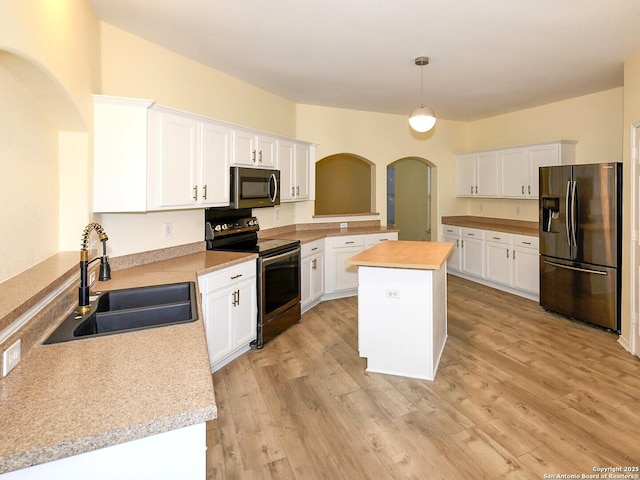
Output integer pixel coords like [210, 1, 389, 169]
[323, 232, 399, 300]
[301, 239, 324, 312]
[460, 228, 485, 277]
[198, 260, 257, 372]
[442, 226, 462, 271]
[443, 224, 539, 300]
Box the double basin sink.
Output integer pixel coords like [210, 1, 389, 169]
[44, 282, 198, 344]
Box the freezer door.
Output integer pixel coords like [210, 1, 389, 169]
[572, 163, 621, 267]
[539, 256, 620, 332]
[539, 165, 572, 260]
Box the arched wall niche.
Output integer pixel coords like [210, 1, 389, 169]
[0, 49, 87, 283]
[315, 153, 375, 216]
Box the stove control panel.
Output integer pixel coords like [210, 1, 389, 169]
[205, 217, 259, 239]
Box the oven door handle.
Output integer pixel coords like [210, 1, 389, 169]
[261, 248, 300, 267]
[269, 173, 278, 203]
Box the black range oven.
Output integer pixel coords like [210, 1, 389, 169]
[205, 208, 301, 348]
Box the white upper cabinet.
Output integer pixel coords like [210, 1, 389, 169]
[279, 140, 313, 202]
[456, 152, 499, 197]
[458, 140, 576, 200]
[232, 130, 276, 168]
[93, 95, 313, 212]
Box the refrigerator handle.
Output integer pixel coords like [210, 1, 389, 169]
[571, 180, 578, 246]
[565, 180, 572, 246]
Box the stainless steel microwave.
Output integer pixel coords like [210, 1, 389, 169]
[230, 167, 280, 208]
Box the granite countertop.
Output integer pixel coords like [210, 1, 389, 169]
[441, 215, 539, 237]
[0, 249, 256, 474]
[346, 240, 454, 270]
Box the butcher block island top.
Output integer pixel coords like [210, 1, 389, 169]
[345, 240, 454, 270]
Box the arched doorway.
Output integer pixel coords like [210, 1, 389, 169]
[387, 157, 435, 241]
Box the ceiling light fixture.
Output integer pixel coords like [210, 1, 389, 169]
[408, 56, 436, 133]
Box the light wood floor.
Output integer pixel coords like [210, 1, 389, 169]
[207, 275, 640, 479]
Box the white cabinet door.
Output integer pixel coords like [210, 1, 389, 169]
[442, 234, 460, 271]
[234, 277, 258, 346]
[528, 143, 560, 199]
[232, 130, 276, 168]
[513, 235, 540, 295]
[280, 142, 311, 202]
[500, 148, 527, 198]
[294, 143, 311, 200]
[256, 134, 276, 168]
[199, 121, 231, 206]
[456, 153, 476, 196]
[325, 235, 365, 295]
[476, 151, 500, 197]
[301, 240, 325, 310]
[461, 228, 484, 277]
[202, 287, 234, 366]
[485, 241, 512, 286]
[311, 254, 324, 302]
[148, 109, 199, 209]
[334, 248, 361, 291]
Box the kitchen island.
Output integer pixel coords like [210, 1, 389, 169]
[346, 241, 453, 381]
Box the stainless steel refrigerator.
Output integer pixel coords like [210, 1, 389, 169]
[539, 162, 622, 332]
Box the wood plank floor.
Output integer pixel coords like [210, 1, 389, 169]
[207, 275, 640, 479]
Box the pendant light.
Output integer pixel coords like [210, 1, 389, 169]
[408, 56, 436, 133]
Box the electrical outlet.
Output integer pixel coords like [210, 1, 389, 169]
[3, 339, 21, 377]
[340, 222, 348, 229]
[385, 289, 400, 299]
[480, 204, 484, 212]
[515, 206, 521, 215]
[163, 222, 173, 237]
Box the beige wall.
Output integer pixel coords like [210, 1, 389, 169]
[0, 0, 100, 283]
[458, 88, 624, 222]
[295, 104, 467, 233]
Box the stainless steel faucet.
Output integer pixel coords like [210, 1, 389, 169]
[77, 222, 111, 314]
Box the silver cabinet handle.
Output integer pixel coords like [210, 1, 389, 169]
[252, 150, 257, 162]
[230, 274, 242, 280]
[203, 184, 207, 200]
[259, 150, 263, 163]
[506, 249, 509, 258]
[193, 185, 198, 200]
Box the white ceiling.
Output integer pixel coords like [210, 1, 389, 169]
[90, 0, 640, 121]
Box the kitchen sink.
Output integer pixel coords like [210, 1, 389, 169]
[44, 282, 198, 344]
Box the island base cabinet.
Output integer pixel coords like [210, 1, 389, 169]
[357, 265, 447, 381]
[0, 423, 206, 480]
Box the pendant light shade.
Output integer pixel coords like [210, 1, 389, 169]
[409, 105, 436, 133]
[408, 56, 436, 133]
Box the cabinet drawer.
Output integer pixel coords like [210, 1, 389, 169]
[365, 232, 398, 246]
[461, 227, 484, 240]
[485, 231, 512, 245]
[513, 235, 539, 250]
[442, 225, 461, 236]
[330, 235, 365, 248]
[302, 239, 324, 257]
[201, 260, 256, 293]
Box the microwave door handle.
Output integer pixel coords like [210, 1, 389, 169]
[269, 173, 278, 203]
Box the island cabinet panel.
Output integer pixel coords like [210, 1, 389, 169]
[442, 226, 461, 271]
[357, 265, 447, 381]
[198, 260, 257, 372]
[1, 423, 206, 480]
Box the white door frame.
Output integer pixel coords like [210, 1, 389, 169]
[630, 121, 640, 357]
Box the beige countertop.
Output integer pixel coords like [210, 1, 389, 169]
[261, 224, 398, 244]
[346, 241, 454, 270]
[441, 215, 538, 237]
[0, 249, 256, 474]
